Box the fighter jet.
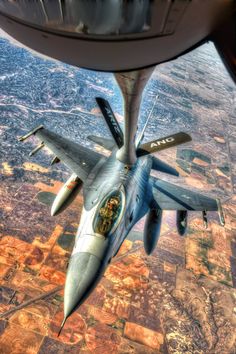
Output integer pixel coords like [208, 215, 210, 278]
[19, 96, 225, 334]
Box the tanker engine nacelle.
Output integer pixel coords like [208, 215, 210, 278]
[51, 173, 83, 216]
[143, 208, 162, 255]
[176, 210, 188, 236]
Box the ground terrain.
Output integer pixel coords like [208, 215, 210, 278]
[0, 30, 236, 353]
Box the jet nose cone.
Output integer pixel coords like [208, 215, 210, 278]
[64, 252, 102, 319]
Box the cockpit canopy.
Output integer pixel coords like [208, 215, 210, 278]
[93, 189, 125, 237]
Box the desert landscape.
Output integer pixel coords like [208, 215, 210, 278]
[0, 30, 236, 353]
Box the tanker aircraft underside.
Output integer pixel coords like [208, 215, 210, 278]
[19, 96, 225, 334]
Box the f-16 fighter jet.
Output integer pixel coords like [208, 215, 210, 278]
[19, 97, 225, 334]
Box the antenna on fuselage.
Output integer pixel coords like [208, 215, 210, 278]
[135, 94, 159, 148]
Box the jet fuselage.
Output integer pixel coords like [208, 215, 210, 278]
[64, 150, 153, 319]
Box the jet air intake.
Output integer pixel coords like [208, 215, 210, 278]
[51, 174, 83, 216]
[143, 208, 162, 255]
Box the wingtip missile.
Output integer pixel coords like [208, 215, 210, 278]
[18, 125, 44, 142]
[57, 317, 67, 337]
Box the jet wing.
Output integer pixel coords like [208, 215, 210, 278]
[19, 126, 103, 182]
[151, 177, 218, 211]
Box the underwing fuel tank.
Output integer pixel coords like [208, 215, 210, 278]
[176, 210, 188, 236]
[143, 208, 162, 255]
[51, 173, 82, 216]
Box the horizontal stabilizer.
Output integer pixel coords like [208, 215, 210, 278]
[137, 132, 192, 157]
[95, 97, 124, 148]
[152, 156, 179, 176]
[87, 135, 115, 151]
[151, 177, 218, 211]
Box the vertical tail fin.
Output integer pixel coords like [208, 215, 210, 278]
[95, 97, 124, 148]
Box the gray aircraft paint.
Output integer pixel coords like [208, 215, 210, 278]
[19, 102, 223, 335]
[62, 150, 152, 320]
